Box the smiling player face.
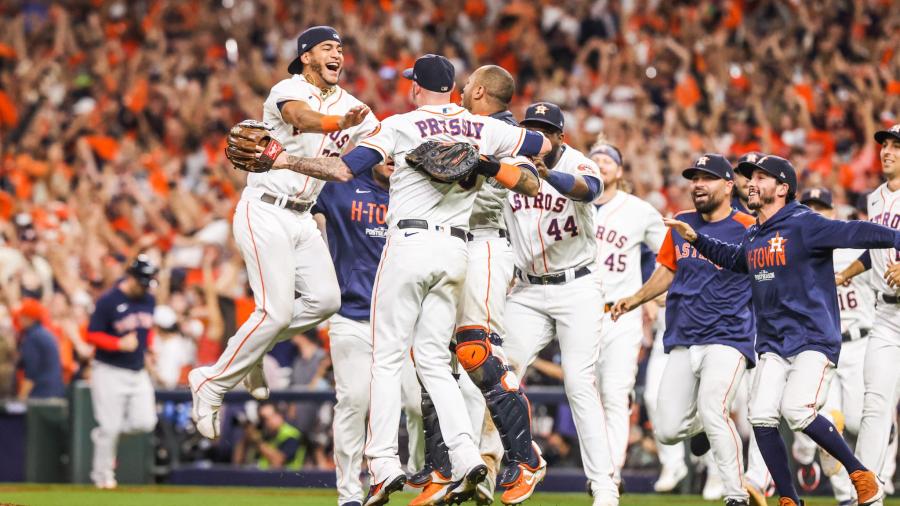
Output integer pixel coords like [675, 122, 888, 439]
[591, 152, 622, 189]
[881, 138, 900, 179]
[748, 170, 787, 210]
[690, 173, 731, 214]
[302, 41, 343, 86]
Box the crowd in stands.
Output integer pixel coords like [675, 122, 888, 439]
[0, 0, 898, 473]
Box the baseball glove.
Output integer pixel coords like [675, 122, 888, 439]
[225, 120, 285, 173]
[405, 141, 479, 183]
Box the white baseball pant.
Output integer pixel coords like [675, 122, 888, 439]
[503, 273, 618, 501]
[597, 309, 643, 478]
[856, 302, 900, 480]
[643, 330, 687, 476]
[457, 234, 516, 465]
[792, 337, 868, 502]
[90, 360, 157, 486]
[329, 314, 422, 505]
[193, 196, 341, 406]
[749, 351, 835, 433]
[365, 229, 482, 482]
[654, 344, 749, 502]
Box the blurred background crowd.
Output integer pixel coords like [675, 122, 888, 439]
[0, 0, 898, 476]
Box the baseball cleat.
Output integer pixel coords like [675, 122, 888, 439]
[476, 454, 497, 505]
[188, 369, 221, 439]
[364, 471, 407, 506]
[653, 464, 688, 492]
[243, 361, 270, 400]
[744, 483, 767, 506]
[499, 453, 547, 504]
[850, 469, 885, 505]
[724, 500, 749, 506]
[444, 464, 488, 505]
[408, 471, 453, 506]
[408, 465, 435, 489]
[776, 499, 803, 506]
[796, 461, 821, 492]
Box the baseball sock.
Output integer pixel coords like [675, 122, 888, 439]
[753, 426, 801, 503]
[801, 415, 865, 473]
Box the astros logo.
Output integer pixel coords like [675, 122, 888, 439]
[696, 156, 709, 166]
[745, 153, 759, 163]
[534, 104, 549, 115]
[747, 232, 789, 270]
[767, 232, 787, 253]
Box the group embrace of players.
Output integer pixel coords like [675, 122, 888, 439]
[186, 25, 900, 506]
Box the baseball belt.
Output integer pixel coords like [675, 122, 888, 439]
[841, 328, 870, 342]
[260, 192, 313, 213]
[397, 219, 468, 242]
[516, 265, 592, 285]
[466, 228, 508, 241]
[882, 293, 900, 304]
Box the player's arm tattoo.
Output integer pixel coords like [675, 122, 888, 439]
[275, 154, 354, 182]
[511, 167, 540, 197]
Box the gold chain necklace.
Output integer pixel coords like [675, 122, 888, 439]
[304, 73, 336, 100]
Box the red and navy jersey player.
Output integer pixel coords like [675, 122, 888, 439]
[86, 255, 157, 370]
[655, 155, 757, 364]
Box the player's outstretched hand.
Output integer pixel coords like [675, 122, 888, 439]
[339, 105, 370, 130]
[886, 261, 900, 288]
[663, 217, 698, 243]
[118, 332, 139, 352]
[611, 296, 639, 322]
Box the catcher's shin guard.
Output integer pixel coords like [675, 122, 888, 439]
[411, 382, 453, 486]
[455, 327, 540, 478]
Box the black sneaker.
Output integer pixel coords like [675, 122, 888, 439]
[725, 500, 749, 506]
[690, 432, 711, 456]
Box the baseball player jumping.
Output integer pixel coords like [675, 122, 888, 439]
[189, 26, 377, 439]
[312, 162, 424, 506]
[665, 155, 900, 506]
[86, 255, 159, 489]
[590, 141, 666, 482]
[407, 65, 547, 506]
[612, 154, 756, 506]
[242, 54, 550, 506]
[499, 102, 618, 506]
[837, 123, 900, 498]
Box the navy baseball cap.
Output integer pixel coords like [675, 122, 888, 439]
[682, 153, 734, 181]
[287, 26, 342, 75]
[402, 54, 455, 93]
[521, 102, 564, 132]
[799, 187, 834, 209]
[126, 254, 159, 288]
[735, 151, 766, 171]
[874, 123, 900, 144]
[736, 155, 798, 194]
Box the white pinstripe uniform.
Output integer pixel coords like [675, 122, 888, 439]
[191, 75, 378, 406]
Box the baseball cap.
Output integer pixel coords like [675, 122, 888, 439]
[402, 54, 455, 93]
[736, 155, 798, 194]
[287, 26, 342, 75]
[521, 102, 564, 132]
[126, 254, 159, 288]
[874, 123, 900, 144]
[799, 187, 834, 209]
[735, 151, 766, 170]
[682, 153, 734, 181]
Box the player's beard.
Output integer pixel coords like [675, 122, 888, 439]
[748, 190, 775, 210]
[693, 192, 723, 214]
[309, 61, 339, 87]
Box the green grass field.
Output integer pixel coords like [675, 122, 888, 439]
[1, 485, 899, 506]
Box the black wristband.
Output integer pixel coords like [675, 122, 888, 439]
[474, 158, 500, 177]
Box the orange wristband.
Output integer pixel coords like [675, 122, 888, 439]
[494, 163, 522, 189]
[320, 115, 341, 132]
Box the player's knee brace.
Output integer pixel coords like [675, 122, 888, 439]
[419, 382, 452, 479]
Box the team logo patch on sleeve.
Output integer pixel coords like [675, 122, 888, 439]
[577, 164, 593, 173]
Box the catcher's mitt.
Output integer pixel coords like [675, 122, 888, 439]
[405, 141, 479, 183]
[225, 120, 285, 173]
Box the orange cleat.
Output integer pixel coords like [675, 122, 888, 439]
[408, 471, 453, 506]
[850, 469, 885, 506]
[499, 454, 547, 505]
[777, 498, 803, 506]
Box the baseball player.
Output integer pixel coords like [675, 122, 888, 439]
[791, 187, 882, 505]
[838, 123, 900, 497]
[189, 26, 377, 439]
[497, 102, 617, 506]
[407, 65, 546, 506]
[261, 54, 550, 506]
[312, 162, 424, 506]
[731, 152, 763, 214]
[611, 154, 755, 506]
[85, 255, 158, 489]
[665, 155, 900, 506]
[590, 142, 666, 481]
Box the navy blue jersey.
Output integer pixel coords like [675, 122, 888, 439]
[88, 284, 155, 370]
[694, 201, 900, 364]
[313, 170, 388, 321]
[19, 323, 65, 398]
[657, 210, 757, 364]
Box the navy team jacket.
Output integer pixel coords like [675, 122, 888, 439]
[692, 201, 900, 364]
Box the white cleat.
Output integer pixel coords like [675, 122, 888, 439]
[653, 464, 688, 492]
[188, 369, 221, 440]
[243, 362, 270, 401]
[702, 467, 725, 501]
